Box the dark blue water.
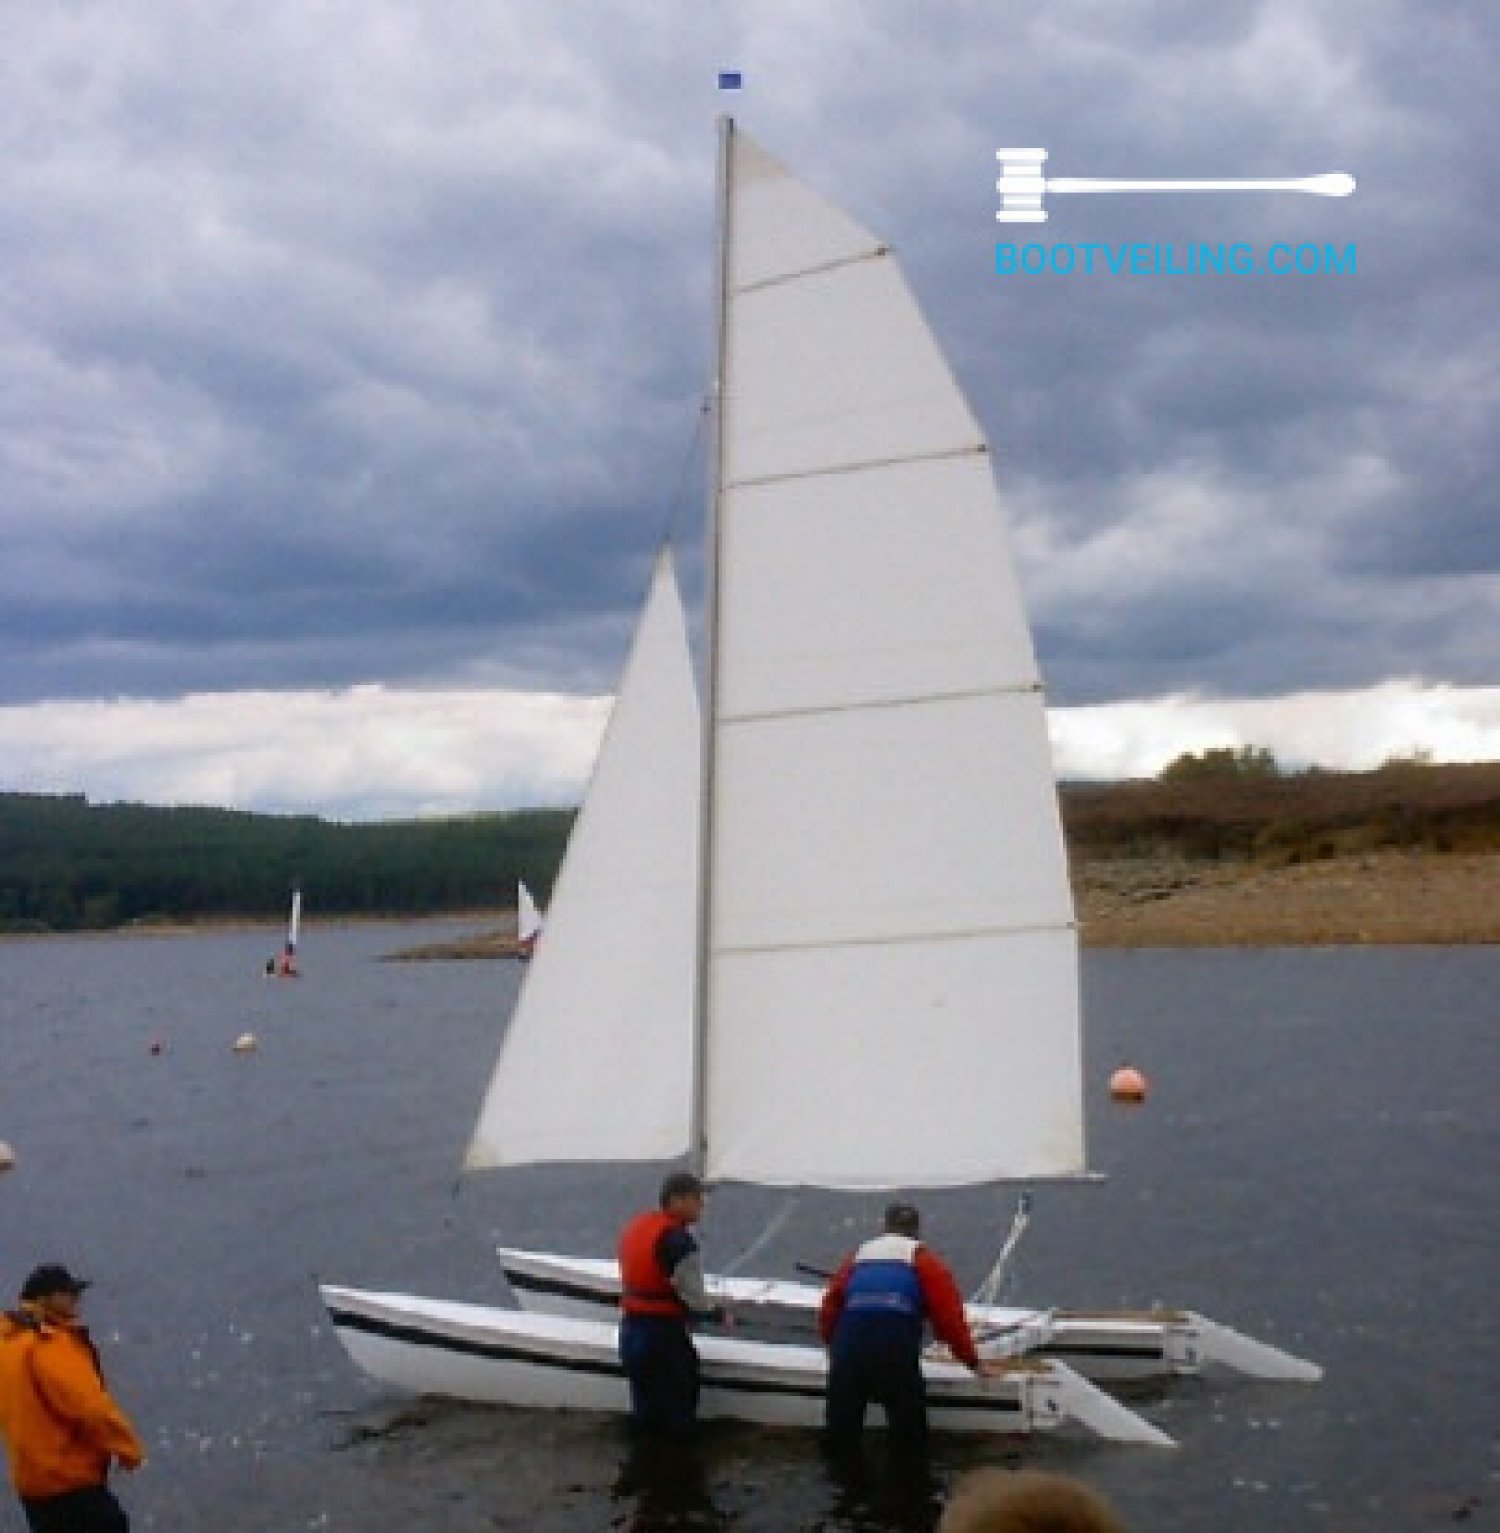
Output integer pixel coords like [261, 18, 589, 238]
[0, 929, 1495, 1530]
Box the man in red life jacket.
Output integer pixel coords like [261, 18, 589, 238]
[818, 1202, 987, 1459]
[617, 1171, 726, 1436]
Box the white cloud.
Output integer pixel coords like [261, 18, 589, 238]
[1048, 680, 1500, 780]
[0, 686, 610, 821]
[0, 680, 1493, 821]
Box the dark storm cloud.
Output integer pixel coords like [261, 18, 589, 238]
[0, 0, 1493, 717]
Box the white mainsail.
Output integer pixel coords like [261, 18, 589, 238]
[700, 129, 1083, 1189]
[465, 551, 700, 1170]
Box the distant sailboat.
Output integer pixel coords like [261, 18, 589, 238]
[269, 888, 301, 978]
[320, 120, 1316, 1443]
[515, 881, 543, 960]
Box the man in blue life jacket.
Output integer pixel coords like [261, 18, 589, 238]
[616, 1172, 727, 1436]
[819, 1202, 988, 1459]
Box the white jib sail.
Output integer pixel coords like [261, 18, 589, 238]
[702, 129, 1084, 1189]
[517, 881, 543, 944]
[465, 550, 700, 1170]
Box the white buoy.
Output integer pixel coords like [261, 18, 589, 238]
[233, 1032, 258, 1054]
[0, 1141, 17, 1172]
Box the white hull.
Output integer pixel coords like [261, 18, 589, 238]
[319, 1285, 1173, 1445]
[497, 1248, 1320, 1387]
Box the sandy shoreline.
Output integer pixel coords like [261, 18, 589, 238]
[1075, 849, 1497, 947]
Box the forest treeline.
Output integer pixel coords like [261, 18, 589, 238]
[0, 793, 572, 934]
[2, 757, 1496, 933]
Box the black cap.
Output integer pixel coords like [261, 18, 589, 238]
[659, 1171, 705, 1207]
[20, 1264, 91, 1301]
[884, 1201, 921, 1236]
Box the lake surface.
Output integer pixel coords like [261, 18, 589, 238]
[0, 928, 1495, 1530]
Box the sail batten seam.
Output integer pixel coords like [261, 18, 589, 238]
[726, 442, 986, 491]
[733, 243, 888, 296]
[713, 920, 1078, 960]
[719, 681, 1044, 728]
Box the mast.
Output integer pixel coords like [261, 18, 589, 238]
[689, 116, 734, 1178]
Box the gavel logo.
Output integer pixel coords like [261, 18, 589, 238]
[997, 149, 1355, 224]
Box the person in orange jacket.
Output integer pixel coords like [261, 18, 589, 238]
[0, 1265, 145, 1532]
[818, 1202, 988, 1460]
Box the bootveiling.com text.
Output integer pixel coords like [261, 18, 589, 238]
[994, 241, 1357, 276]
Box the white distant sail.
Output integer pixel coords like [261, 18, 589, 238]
[465, 551, 700, 1171]
[271, 887, 302, 977]
[516, 881, 544, 951]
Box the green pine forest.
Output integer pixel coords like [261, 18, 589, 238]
[0, 793, 571, 934]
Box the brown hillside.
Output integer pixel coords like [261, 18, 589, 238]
[1062, 761, 1500, 863]
[1064, 763, 1499, 946]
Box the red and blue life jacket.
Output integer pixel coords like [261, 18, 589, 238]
[842, 1234, 925, 1321]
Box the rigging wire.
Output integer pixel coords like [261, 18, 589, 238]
[656, 394, 710, 554]
[971, 1190, 1033, 1307]
[722, 1190, 804, 1277]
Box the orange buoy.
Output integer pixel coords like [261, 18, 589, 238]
[1109, 1065, 1148, 1104]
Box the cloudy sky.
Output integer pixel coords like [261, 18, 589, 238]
[3, 1, 1495, 819]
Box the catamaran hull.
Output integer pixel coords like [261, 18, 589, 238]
[496, 1248, 1319, 1387]
[318, 1286, 1173, 1445]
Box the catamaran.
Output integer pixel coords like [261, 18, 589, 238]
[494, 1246, 1318, 1388]
[321, 120, 1317, 1445]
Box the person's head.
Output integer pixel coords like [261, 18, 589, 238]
[19, 1264, 90, 1323]
[937, 1469, 1127, 1533]
[659, 1171, 707, 1224]
[884, 1200, 921, 1238]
